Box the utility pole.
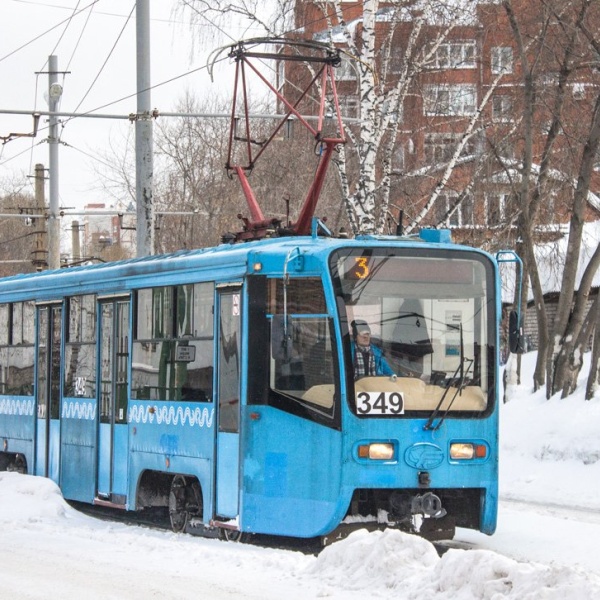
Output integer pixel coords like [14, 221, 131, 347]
[32, 163, 48, 271]
[71, 221, 81, 263]
[136, 0, 154, 257]
[47, 55, 62, 270]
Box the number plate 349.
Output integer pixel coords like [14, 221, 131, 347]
[356, 391, 405, 415]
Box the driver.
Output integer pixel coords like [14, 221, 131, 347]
[351, 320, 395, 380]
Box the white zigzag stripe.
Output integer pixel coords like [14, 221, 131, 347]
[128, 404, 214, 428]
[61, 400, 96, 421]
[0, 397, 34, 417]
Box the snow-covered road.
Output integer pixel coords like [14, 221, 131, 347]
[1, 473, 599, 600]
[457, 498, 600, 573]
[3, 353, 600, 598]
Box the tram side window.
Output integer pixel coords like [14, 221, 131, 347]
[132, 283, 214, 401]
[249, 277, 338, 421]
[0, 301, 35, 396]
[64, 295, 97, 398]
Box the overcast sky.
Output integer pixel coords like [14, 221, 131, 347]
[0, 0, 261, 220]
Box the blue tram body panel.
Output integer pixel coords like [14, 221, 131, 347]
[127, 400, 215, 512]
[0, 396, 35, 466]
[240, 405, 344, 537]
[216, 432, 240, 518]
[0, 233, 507, 540]
[60, 397, 97, 502]
[339, 414, 499, 534]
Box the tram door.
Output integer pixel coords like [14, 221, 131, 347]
[215, 286, 242, 518]
[97, 298, 130, 504]
[35, 305, 63, 482]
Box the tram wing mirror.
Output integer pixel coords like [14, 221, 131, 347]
[508, 310, 525, 354]
[271, 314, 294, 362]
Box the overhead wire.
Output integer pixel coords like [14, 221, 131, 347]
[64, 1, 95, 72]
[0, 0, 100, 64]
[70, 2, 136, 115]
[43, 0, 83, 69]
[1, 1, 352, 180]
[8, 0, 347, 125]
[31, 0, 83, 179]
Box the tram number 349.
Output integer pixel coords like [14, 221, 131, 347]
[356, 391, 405, 415]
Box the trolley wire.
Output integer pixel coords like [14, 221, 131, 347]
[1, 1, 360, 181]
[64, 1, 96, 72]
[70, 2, 135, 115]
[0, 0, 101, 64]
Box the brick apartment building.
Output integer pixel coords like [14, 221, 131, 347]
[288, 0, 600, 247]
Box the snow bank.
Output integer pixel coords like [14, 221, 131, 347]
[0, 471, 73, 523]
[501, 352, 600, 509]
[310, 529, 600, 599]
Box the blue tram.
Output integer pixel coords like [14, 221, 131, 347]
[0, 226, 514, 541]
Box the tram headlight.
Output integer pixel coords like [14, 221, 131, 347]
[358, 442, 395, 460]
[450, 442, 487, 460]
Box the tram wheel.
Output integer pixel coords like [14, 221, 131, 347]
[11, 454, 26, 474]
[168, 475, 189, 533]
[0, 453, 26, 474]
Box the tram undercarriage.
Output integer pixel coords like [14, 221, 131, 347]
[324, 487, 485, 544]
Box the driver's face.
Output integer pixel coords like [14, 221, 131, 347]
[356, 331, 371, 345]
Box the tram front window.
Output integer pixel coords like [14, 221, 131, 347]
[330, 249, 496, 417]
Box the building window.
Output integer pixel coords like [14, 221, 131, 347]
[393, 145, 405, 172]
[336, 57, 356, 81]
[340, 96, 359, 118]
[436, 192, 474, 227]
[382, 98, 403, 124]
[424, 133, 475, 164]
[430, 41, 477, 69]
[489, 135, 515, 161]
[491, 47, 513, 74]
[487, 194, 507, 226]
[492, 95, 513, 122]
[423, 84, 477, 116]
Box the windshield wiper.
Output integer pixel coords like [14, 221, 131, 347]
[423, 324, 473, 431]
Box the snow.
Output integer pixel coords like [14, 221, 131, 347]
[2, 352, 600, 598]
[500, 220, 600, 303]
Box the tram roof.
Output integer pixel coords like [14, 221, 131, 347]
[0, 232, 486, 303]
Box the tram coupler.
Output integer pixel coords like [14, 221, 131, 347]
[411, 491, 447, 519]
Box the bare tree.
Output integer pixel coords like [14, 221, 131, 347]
[153, 92, 241, 251]
[180, 0, 495, 235]
[500, 0, 600, 396]
[0, 178, 39, 276]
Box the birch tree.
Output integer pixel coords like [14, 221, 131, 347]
[313, 0, 484, 234]
[179, 0, 490, 235]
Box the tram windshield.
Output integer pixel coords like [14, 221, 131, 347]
[330, 248, 496, 417]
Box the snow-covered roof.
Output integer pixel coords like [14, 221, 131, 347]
[501, 221, 600, 303]
[534, 220, 600, 295]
